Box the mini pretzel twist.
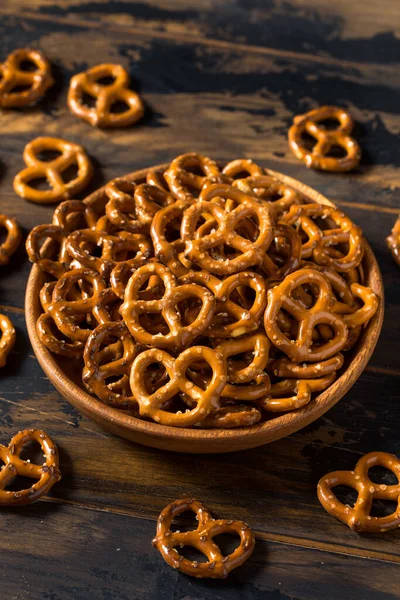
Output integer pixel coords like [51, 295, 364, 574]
[134, 183, 175, 226]
[264, 269, 348, 362]
[262, 374, 335, 412]
[121, 262, 216, 348]
[318, 452, 400, 532]
[150, 200, 191, 277]
[198, 405, 262, 428]
[0, 313, 16, 368]
[13, 136, 93, 204]
[0, 429, 61, 505]
[26, 224, 70, 278]
[222, 159, 263, 179]
[270, 353, 344, 379]
[130, 346, 226, 426]
[105, 178, 145, 233]
[164, 153, 222, 201]
[152, 498, 255, 578]
[0, 48, 53, 108]
[387, 216, 400, 267]
[68, 63, 144, 128]
[0, 214, 21, 266]
[232, 175, 303, 219]
[288, 105, 361, 172]
[52, 200, 98, 232]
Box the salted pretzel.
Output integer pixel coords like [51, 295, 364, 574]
[146, 170, 170, 191]
[222, 159, 263, 179]
[68, 63, 144, 128]
[134, 183, 175, 225]
[232, 175, 303, 219]
[262, 374, 335, 412]
[13, 136, 93, 204]
[151, 200, 192, 276]
[179, 270, 267, 338]
[0, 48, 53, 108]
[130, 346, 226, 426]
[0, 214, 21, 266]
[387, 216, 400, 267]
[83, 321, 137, 408]
[26, 224, 70, 278]
[264, 269, 348, 362]
[164, 153, 222, 201]
[105, 178, 145, 233]
[153, 498, 255, 578]
[182, 194, 274, 275]
[318, 452, 400, 532]
[121, 262, 216, 348]
[271, 353, 343, 379]
[341, 283, 378, 329]
[0, 429, 61, 505]
[288, 105, 361, 172]
[0, 313, 16, 368]
[199, 404, 262, 428]
[53, 200, 98, 232]
[261, 223, 302, 279]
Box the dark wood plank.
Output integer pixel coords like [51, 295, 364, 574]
[1, 502, 400, 600]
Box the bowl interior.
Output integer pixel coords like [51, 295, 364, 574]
[25, 164, 384, 452]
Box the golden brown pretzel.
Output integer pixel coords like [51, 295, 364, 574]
[150, 200, 191, 277]
[0, 214, 21, 266]
[222, 159, 263, 179]
[0, 429, 61, 505]
[105, 178, 145, 233]
[134, 183, 175, 226]
[164, 153, 222, 201]
[83, 321, 137, 408]
[152, 498, 255, 578]
[130, 346, 226, 426]
[342, 283, 378, 328]
[52, 200, 98, 232]
[179, 270, 267, 338]
[0, 313, 16, 368]
[261, 223, 302, 279]
[121, 262, 216, 348]
[0, 48, 53, 108]
[271, 353, 343, 379]
[68, 63, 144, 128]
[264, 269, 348, 362]
[288, 105, 361, 172]
[262, 374, 335, 412]
[13, 137, 93, 204]
[232, 175, 303, 219]
[387, 216, 400, 267]
[26, 224, 70, 278]
[199, 404, 262, 428]
[318, 452, 400, 532]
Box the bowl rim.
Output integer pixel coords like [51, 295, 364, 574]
[25, 163, 385, 446]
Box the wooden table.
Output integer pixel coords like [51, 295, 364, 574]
[0, 1, 399, 598]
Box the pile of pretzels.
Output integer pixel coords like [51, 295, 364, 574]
[26, 153, 379, 429]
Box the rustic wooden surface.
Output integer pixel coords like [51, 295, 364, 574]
[0, 1, 399, 598]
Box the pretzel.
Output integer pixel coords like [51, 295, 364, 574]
[341, 283, 378, 328]
[26, 224, 70, 278]
[146, 170, 170, 191]
[150, 200, 191, 277]
[179, 270, 267, 338]
[181, 193, 274, 275]
[261, 224, 302, 279]
[0, 429, 61, 505]
[318, 452, 400, 532]
[289, 105, 361, 172]
[130, 346, 226, 426]
[105, 178, 144, 233]
[164, 153, 222, 201]
[387, 216, 400, 267]
[222, 159, 263, 179]
[83, 321, 137, 408]
[134, 183, 175, 226]
[262, 374, 336, 412]
[0, 48, 53, 108]
[264, 269, 348, 362]
[53, 199, 98, 232]
[198, 404, 262, 428]
[271, 353, 343, 379]
[66, 229, 152, 278]
[0, 214, 21, 266]
[232, 175, 303, 219]
[67, 63, 144, 128]
[13, 137, 93, 204]
[0, 313, 16, 368]
[121, 262, 215, 348]
[152, 498, 255, 578]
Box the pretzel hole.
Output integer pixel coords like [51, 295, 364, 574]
[110, 100, 130, 114]
[37, 149, 63, 162]
[319, 118, 341, 131]
[178, 298, 202, 324]
[300, 132, 317, 151]
[61, 163, 79, 184]
[81, 92, 97, 108]
[10, 83, 34, 94]
[20, 440, 46, 466]
[178, 546, 208, 563]
[331, 485, 358, 508]
[97, 75, 116, 86]
[27, 177, 52, 191]
[5, 475, 36, 492]
[19, 59, 39, 72]
[368, 466, 398, 486]
[164, 220, 182, 243]
[370, 499, 398, 518]
[138, 277, 165, 301]
[170, 510, 200, 533]
[212, 533, 241, 556]
[327, 145, 347, 159]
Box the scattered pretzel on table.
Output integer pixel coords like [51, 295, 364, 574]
[152, 497, 255, 578]
[318, 451, 400, 532]
[0, 214, 21, 266]
[13, 136, 93, 204]
[68, 64, 144, 128]
[0, 429, 61, 505]
[0, 313, 16, 368]
[0, 48, 53, 108]
[288, 106, 361, 172]
[26, 153, 379, 428]
[386, 215, 400, 267]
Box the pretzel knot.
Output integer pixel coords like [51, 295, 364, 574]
[0, 48, 53, 108]
[0, 429, 61, 505]
[152, 498, 255, 578]
[164, 153, 223, 201]
[0, 214, 21, 266]
[13, 136, 93, 204]
[0, 313, 16, 368]
[130, 346, 226, 426]
[121, 262, 216, 349]
[26, 224, 70, 279]
[288, 105, 361, 172]
[181, 187, 274, 275]
[318, 452, 400, 532]
[68, 63, 144, 128]
[264, 268, 348, 362]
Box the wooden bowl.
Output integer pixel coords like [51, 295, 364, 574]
[25, 164, 384, 453]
